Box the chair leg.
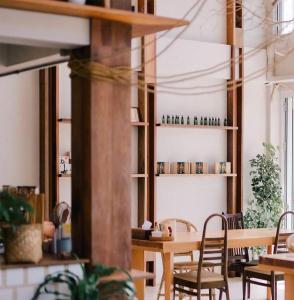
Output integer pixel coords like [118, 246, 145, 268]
[157, 274, 164, 300]
[275, 281, 277, 300]
[197, 288, 201, 300]
[209, 288, 212, 300]
[270, 277, 275, 300]
[247, 281, 250, 299]
[225, 281, 230, 300]
[219, 288, 223, 300]
[173, 286, 175, 300]
[242, 274, 246, 300]
[212, 289, 216, 300]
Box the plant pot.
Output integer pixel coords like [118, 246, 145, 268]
[69, 0, 86, 4]
[3, 224, 43, 264]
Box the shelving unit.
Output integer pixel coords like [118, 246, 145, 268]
[58, 118, 71, 124]
[58, 174, 71, 178]
[132, 122, 149, 127]
[131, 174, 149, 178]
[156, 173, 237, 177]
[156, 123, 238, 130]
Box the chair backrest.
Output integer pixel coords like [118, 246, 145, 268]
[197, 214, 228, 286]
[160, 218, 197, 233]
[222, 212, 244, 230]
[160, 218, 197, 258]
[274, 211, 294, 254]
[222, 212, 249, 262]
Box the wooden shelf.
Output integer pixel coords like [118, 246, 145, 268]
[131, 174, 148, 178]
[156, 124, 238, 130]
[0, 0, 189, 37]
[58, 173, 71, 178]
[156, 173, 237, 177]
[131, 122, 149, 127]
[58, 118, 71, 124]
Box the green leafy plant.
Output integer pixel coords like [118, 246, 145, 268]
[0, 191, 32, 229]
[244, 143, 284, 230]
[32, 261, 136, 300]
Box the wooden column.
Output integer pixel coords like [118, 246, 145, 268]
[71, 1, 132, 268]
[227, 0, 243, 213]
[39, 67, 59, 219]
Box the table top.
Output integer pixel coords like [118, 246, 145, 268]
[132, 228, 294, 253]
[0, 0, 189, 37]
[259, 253, 294, 274]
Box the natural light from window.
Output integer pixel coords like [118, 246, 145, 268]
[281, 0, 294, 34]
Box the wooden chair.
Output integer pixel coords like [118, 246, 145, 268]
[173, 214, 230, 300]
[157, 219, 198, 300]
[222, 212, 257, 276]
[242, 211, 294, 300]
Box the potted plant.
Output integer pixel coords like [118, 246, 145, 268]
[244, 143, 284, 256]
[32, 261, 136, 300]
[0, 191, 43, 264]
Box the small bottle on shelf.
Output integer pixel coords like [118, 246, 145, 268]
[217, 118, 221, 126]
[200, 117, 204, 125]
[167, 115, 171, 124]
[162, 115, 165, 124]
[224, 118, 228, 126]
[194, 116, 198, 125]
[187, 116, 190, 125]
[204, 117, 208, 126]
[181, 116, 184, 125]
[209, 118, 212, 126]
[172, 116, 175, 124]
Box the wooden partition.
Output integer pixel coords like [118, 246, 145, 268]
[227, 0, 244, 213]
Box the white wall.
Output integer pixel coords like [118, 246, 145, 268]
[153, 0, 270, 281]
[155, 1, 269, 228]
[0, 71, 39, 187]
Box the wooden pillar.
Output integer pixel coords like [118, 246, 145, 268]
[226, 0, 243, 213]
[71, 2, 132, 268]
[39, 67, 59, 219]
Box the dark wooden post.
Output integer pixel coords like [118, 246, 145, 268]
[71, 2, 132, 268]
[39, 67, 59, 219]
[227, 0, 243, 213]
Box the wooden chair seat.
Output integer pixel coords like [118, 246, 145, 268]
[245, 265, 284, 277]
[175, 270, 224, 284]
[174, 260, 198, 271]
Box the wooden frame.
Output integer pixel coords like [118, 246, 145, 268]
[227, 0, 244, 213]
[39, 66, 59, 217]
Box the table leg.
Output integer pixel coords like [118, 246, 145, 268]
[132, 248, 145, 300]
[285, 274, 294, 300]
[162, 252, 174, 300]
[266, 245, 273, 300]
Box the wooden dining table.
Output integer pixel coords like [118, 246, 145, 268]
[132, 228, 293, 300]
[259, 253, 294, 300]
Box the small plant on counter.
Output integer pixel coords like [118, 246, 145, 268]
[0, 191, 32, 230]
[32, 260, 136, 300]
[0, 191, 43, 264]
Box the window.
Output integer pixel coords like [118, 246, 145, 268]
[284, 97, 294, 228]
[278, 0, 294, 35]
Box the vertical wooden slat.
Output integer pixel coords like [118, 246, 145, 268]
[39, 67, 59, 218]
[226, 0, 243, 213]
[39, 69, 49, 219]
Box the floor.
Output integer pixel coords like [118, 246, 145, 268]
[145, 278, 285, 300]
